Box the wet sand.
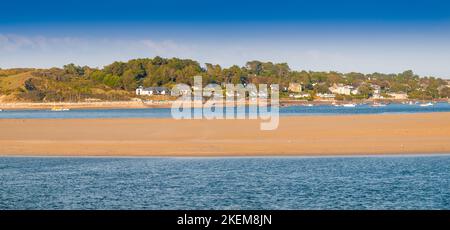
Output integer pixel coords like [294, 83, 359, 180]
[1, 113, 450, 156]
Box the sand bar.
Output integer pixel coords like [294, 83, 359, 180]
[1, 113, 450, 156]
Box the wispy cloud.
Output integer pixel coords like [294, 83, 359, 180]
[0, 34, 86, 52]
[0, 34, 34, 51]
[0, 34, 200, 68]
[1, 33, 450, 78]
[140, 39, 194, 55]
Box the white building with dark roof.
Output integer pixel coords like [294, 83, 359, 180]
[136, 86, 170, 96]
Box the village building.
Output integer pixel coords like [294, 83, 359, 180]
[328, 84, 355, 95]
[370, 84, 381, 94]
[316, 93, 336, 99]
[288, 83, 302, 93]
[370, 84, 382, 99]
[136, 86, 170, 96]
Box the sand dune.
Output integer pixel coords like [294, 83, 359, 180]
[1, 113, 450, 156]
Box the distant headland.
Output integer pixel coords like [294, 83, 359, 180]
[1, 57, 449, 108]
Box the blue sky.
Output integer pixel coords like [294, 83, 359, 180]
[1, 0, 450, 77]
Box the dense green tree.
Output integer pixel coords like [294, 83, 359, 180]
[104, 61, 127, 76]
[357, 84, 374, 98]
[313, 83, 330, 94]
[24, 78, 37, 91]
[89, 70, 107, 82]
[63, 63, 84, 76]
[122, 69, 139, 90]
[103, 74, 122, 88]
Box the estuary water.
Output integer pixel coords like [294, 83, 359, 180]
[1, 155, 449, 210]
[0, 102, 450, 119]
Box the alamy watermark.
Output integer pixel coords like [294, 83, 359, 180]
[171, 76, 279, 130]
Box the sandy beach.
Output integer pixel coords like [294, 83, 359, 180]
[1, 112, 450, 156]
[0, 101, 167, 110]
[4, 99, 448, 110]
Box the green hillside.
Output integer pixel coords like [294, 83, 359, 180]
[0, 56, 449, 102]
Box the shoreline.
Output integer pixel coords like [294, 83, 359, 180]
[1, 99, 448, 110]
[0, 101, 162, 110]
[2, 152, 450, 158]
[1, 113, 449, 157]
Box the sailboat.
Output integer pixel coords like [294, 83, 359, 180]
[342, 103, 356, 108]
[419, 102, 434, 107]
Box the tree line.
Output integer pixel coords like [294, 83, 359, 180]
[1, 56, 449, 102]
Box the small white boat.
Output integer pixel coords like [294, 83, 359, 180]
[342, 103, 356, 108]
[372, 103, 387, 107]
[419, 102, 434, 107]
[51, 107, 70, 111]
[306, 104, 314, 107]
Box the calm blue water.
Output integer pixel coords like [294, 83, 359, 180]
[0, 102, 449, 119]
[1, 155, 449, 210]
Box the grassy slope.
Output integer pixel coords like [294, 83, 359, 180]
[0, 70, 135, 102]
[0, 71, 35, 102]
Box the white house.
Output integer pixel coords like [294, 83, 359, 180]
[371, 84, 381, 94]
[370, 84, 383, 99]
[329, 84, 354, 95]
[136, 86, 170, 96]
[316, 93, 336, 99]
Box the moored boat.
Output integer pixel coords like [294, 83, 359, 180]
[342, 103, 356, 107]
[51, 107, 70, 111]
[419, 102, 434, 107]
